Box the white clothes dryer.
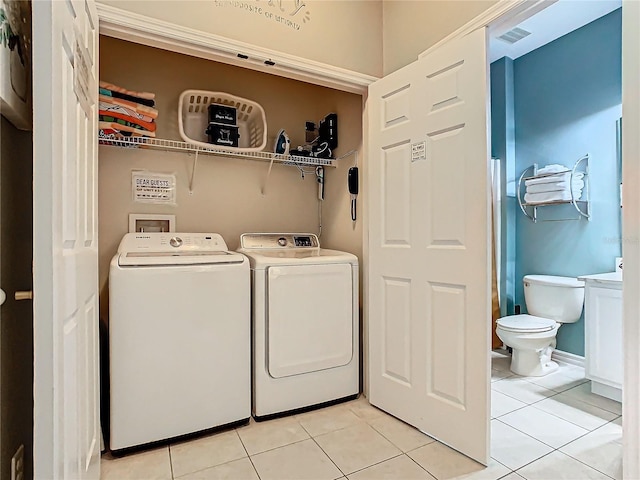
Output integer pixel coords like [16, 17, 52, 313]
[109, 233, 250, 451]
[238, 233, 359, 420]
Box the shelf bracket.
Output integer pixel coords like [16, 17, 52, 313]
[336, 149, 357, 164]
[261, 155, 276, 195]
[189, 149, 199, 194]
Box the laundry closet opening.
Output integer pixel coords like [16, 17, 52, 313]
[97, 35, 366, 439]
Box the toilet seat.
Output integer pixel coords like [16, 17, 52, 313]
[497, 314, 557, 333]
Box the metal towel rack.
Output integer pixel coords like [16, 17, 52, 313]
[517, 154, 590, 223]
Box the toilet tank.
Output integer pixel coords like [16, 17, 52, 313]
[524, 275, 585, 323]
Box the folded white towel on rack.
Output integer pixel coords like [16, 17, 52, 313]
[536, 164, 569, 174]
[526, 180, 585, 194]
[524, 189, 583, 204]
[525, 172, 584, 186]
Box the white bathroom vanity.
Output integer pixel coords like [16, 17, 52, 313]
[579, 272, 623, 402]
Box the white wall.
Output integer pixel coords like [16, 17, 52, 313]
[382, 0, 498, 75]
[97, 0, 383, 77]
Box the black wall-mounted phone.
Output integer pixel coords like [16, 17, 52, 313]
[348, 167, 358, 221]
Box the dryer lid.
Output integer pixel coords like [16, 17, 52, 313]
[497, 314, 557, 333]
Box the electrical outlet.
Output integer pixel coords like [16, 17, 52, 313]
[11, 444, 24, 480]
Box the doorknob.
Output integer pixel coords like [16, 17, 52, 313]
[15, 291, 33, 301]
[0, 289, 5, 305]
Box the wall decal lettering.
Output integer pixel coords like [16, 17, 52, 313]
[213, 0, 312, 31]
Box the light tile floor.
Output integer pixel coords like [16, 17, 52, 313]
[101, 350, 622, 480]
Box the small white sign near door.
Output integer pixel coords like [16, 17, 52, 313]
[132, 171, 176, 204]
[412, 141, 426, 162]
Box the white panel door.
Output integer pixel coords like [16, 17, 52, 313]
[33, 0, 100, 478]
[368, 27, 490, 464]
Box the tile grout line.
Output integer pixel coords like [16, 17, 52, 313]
[494, 417, 588, 452]
[307, 431, 349, 478]
[512, 449, 617, 480]
[238, 408, 381, 477]
[365, 417, 437, 456]
[491, 385, 563, 405]
[249, 436, 310, 457]
[495, 401, 591, 431]
[492, 377, 623, 419]
[168, 445, 175, 480]
[494, 416, 621, 479]
[526, 401, 620, 431]
[496, 471, 520, 479]
[297, 417, 366, 441]
[558, 446, 619, 480]
[508, 448, 560, 474]
[492, 399, 533, 419]
[298, 404, 370, 478]
[305, 411, 415, 479]
[403, 449, 450, 480]
[169, 430, 255, 480]
[497, 403, 622, 451]
[233, 428, 263, 480]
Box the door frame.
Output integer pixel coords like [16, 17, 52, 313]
[33, 1, 635, 476]
[95, 3, 376, 95]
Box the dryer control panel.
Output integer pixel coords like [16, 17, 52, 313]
[240, 233, 319, 250]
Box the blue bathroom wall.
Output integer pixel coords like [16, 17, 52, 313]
[511, 9, 622, 356]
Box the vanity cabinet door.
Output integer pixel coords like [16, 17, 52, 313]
[585, 286, 623, 388]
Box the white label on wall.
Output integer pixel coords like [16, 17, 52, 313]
[412, 141, 426, 162]
[132, 172, 176, 205]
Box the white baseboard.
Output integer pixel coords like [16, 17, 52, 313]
[552, 349, 585, 369]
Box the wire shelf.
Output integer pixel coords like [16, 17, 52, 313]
[98, 136, 337, 167]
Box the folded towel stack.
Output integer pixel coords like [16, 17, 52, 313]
[98, 81, 158, 144]
[524, 164, 584, 204]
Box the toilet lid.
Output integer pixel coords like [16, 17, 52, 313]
[497, 314, 557, 333]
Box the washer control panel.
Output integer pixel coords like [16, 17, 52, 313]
[240, 233, 319, 249]
[118, 232, 228, 253]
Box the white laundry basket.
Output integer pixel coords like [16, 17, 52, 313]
[178, 90, 267, 151]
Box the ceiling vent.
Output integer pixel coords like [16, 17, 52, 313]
[497, 27, 532, 44]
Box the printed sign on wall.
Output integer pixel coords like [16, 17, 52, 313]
[132, 171, 176, 205]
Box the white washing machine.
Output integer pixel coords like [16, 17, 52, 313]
[238, 233, 359, 420]
[109, 233, 250, 451]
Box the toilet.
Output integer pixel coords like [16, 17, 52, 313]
[496, 275, 585, 377]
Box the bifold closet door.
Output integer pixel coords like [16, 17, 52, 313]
[33, 0, 101, 478]
[367, 27, 491, 465]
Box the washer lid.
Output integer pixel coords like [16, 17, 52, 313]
[116, 232, 245, 266]
[497, 314, 557, 333]
[118, 250, 245, 266]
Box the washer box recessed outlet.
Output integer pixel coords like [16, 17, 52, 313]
[129, 214, 175, 233]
